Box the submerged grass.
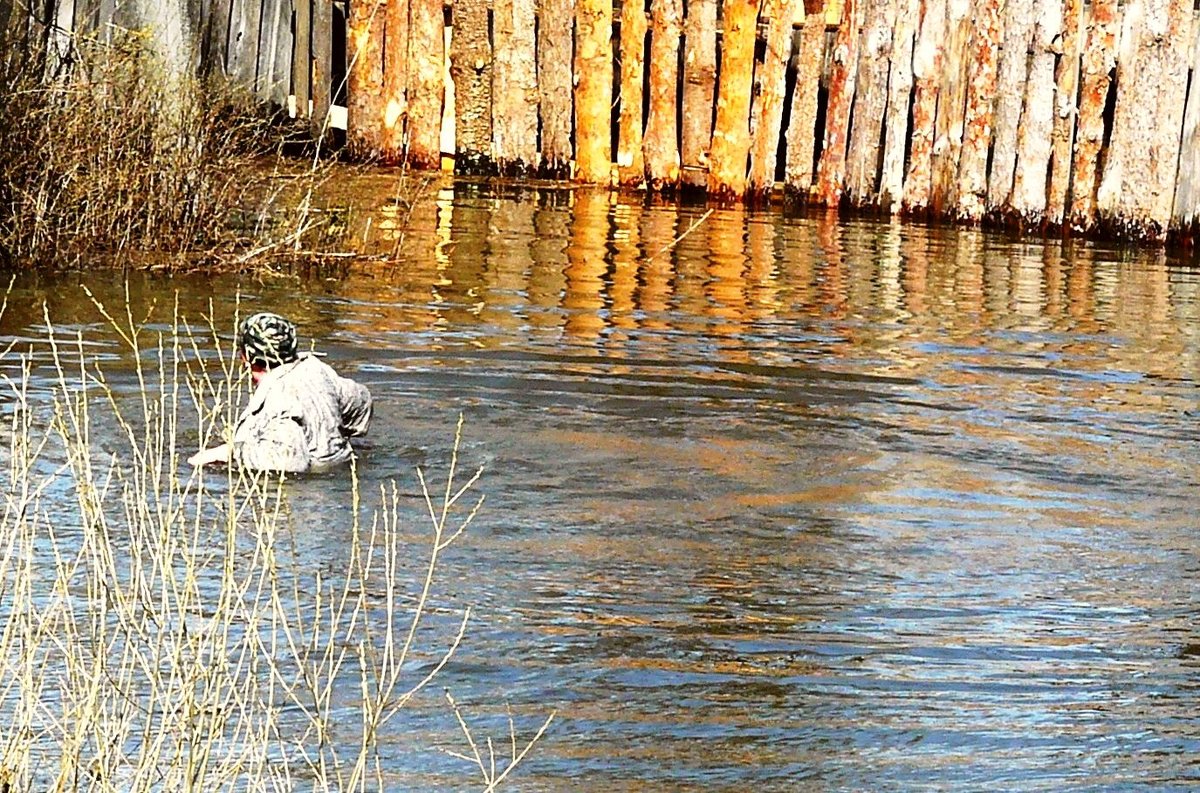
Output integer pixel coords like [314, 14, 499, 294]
[0, 290, 551, 790]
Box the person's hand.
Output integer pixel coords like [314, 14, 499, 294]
[188, 444, 230, 467]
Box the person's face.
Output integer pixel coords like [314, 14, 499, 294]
[240, 350, 267, 386]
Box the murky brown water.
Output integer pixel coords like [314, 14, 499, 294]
[5, 174, 1200, 790]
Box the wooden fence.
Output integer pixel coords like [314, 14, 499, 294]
[9, 0, 1200, 244]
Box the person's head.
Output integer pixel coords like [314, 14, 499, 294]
[238, 312, 298, 382]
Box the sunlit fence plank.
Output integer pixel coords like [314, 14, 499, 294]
[616, 0, 647, 185]
[783, 0, 826, 201]
[815, 0, 861, 206]
[748, 0, 793, 199]
[707, 0, 758, 199]
[644, 0, 682, 189]
[956, 0, 1000, 222]
[680, 0, 717, 189]
[1069, 0, 1117, 228]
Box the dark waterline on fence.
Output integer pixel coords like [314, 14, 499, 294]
[6, 176, 1200, 789]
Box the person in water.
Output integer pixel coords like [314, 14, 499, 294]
[188, 312, 372, 473]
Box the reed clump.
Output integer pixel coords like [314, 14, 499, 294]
[0, 291, 551, 790]
[0, 33, 308, 268]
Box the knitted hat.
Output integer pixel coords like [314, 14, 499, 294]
[238, 312, 298, 368]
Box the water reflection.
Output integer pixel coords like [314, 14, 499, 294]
[3, 175, 1200, 790]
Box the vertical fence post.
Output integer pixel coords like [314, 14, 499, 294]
[407, 0, 445, 167]
[929, 0, 970, 214]
[815, 0, 861, 207]
[707, 0, 758, 199]
[956, 0, 1000, 222]
[644, 0, 683, 189]
[311, 0, 332, 135]
[538, 0, 575, 176]
[986, 0, 1034, 212]
[1171, 11, 1200, 233]
[1010, 0, 1063, 223]
[575, 0, 613, 183]
[747, 0, 794, 199]
[617, 0, 648, 184]
[382, 0, 409, 159]
[227, 0, 262, 88]
[347, 0, 385, 155]
[293, 0, 312, 116]
[494, 0, 539, 172]
[879, 0, 917, 213]
[845, 0, 893, 206]
[1046, 0, 1084, 226]
[1098, 0, 1189, 240]
[901, 0, 945, 213]
[680, 0, 717, 189]
[1069, 0, 1116, 228]
[451, 0, 494, 172]
[1150, 0, 1191, 232]
[783, 0, 826, 200]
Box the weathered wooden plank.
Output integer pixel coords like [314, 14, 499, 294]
[901, 0, 946, 213]
[1152, 0, 1190, 229]
[96, 0, 118, 38]
[494, 0, 540, 173]
[538, 0, 574, 177]
[226, 0, 261, 87]
[575, 0, 613, 183]
[879, 0, 916, 213]
[1046, 0, 1084, 226]
[382, 0, 409, 159]
[681, 0, 717, 189]
[929, 0, 970, 214]
[1010, 0, 1064, 222]
[1171, 12, 1200, 229]
[257, 0, 290, 105]
[844, 0, 892, 206]
[986, 0, 1035, 211]
[293, 0, 311, 116]
[616, 0, 648, 185]
[955, 0, 1001, 221]
[814, 0, 862, 206]
[1098, 0, 1190, 239]
[451, 0, 493, 172]
[48, 0, 75, 74]
[272, 0, 292, 104]
[347, 0, 385, 156]
[312, 0, 333, 136]
[1150, 0, 1190, 229]
[644, 0, 683, 189]
[747, 0, 793, 198]
[707, 0, 757, 199]
[783, 1, 826, 199]
[196, 0, 232, 74]
[1068, 0, 1117, 228]
[407, 0, 445, 167]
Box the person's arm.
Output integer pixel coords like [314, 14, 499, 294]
[188, 443, 231, 467]
[336, 378, 373, 437]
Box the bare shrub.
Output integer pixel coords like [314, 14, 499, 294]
[0, 33, 310, 268]
[0, 290, 552, 789]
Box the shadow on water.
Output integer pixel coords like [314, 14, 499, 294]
[5, 173, 1200, 790]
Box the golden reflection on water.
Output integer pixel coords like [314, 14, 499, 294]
[290, 177, 1200, 444]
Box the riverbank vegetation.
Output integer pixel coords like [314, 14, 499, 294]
[0, 293, 550, 789]
[0, 33, 336, 270]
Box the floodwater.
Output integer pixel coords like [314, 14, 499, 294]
[5, 174, 1200, 790]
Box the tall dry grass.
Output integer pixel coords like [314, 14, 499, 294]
[0, 31, 322, 269]
[0, 290, 551, 790]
